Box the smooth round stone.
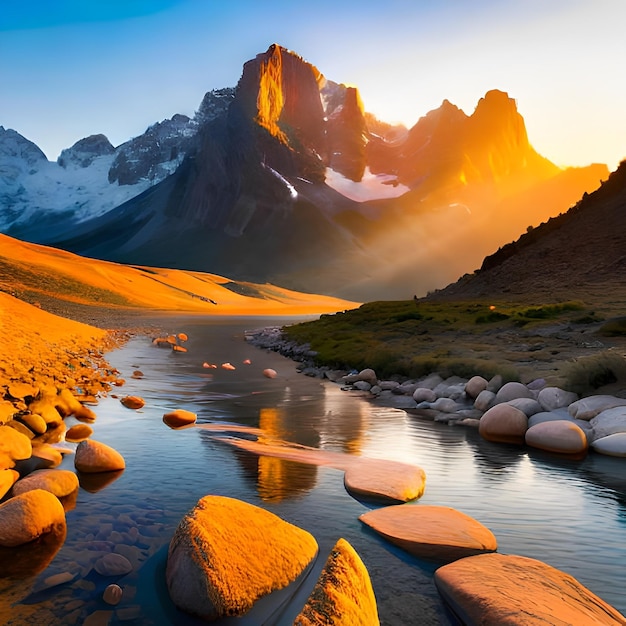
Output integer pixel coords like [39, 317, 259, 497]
[434, 553, 626, 625]
[495, 382, 534, 403]
[103, 584, 123, 605]
[0, 489, 66, 547]
[95, 553, 133, 576]
[294, 538, 378, 625]
[75, 440, 125, 473]
[360, 504, 497, 562]
[163, 409, 197, 428]
[465, 376, 488, 399]
[262, 368, 277, 379]
[413, 387, 437, 403]
[525, 420, 588, 455]
[506, 398, 542, 417]
[19, 413, 47, 435]
[568, 395, 626, 420]
[537, 387, 578, 411]
[479, 403, 528, 444]
[357, 368, 377, 385]
[0, 425, 32, 469]
[344, 458, 426, 503]
[12, 469, 79, 498]
[591, 433, 626, 457]
[589, 406, 626, 442]
[120, 396, 145, 410]
[166, 495, 318, 621]
[65, 423, 94, 442]
[0, 469, 19, 499]
[474, 390, 496, 412]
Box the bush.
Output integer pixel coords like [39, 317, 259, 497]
[562, 351, 626, 394]
[598, 317, 626, 336]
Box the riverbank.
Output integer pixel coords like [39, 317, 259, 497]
[245, 325, 626, 458]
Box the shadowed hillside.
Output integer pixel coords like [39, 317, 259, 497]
[430, 160, 626, 303]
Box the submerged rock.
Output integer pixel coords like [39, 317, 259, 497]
[359, 504, 497, 562]
[344, 458, 426, 503]
[166, 495, 318, 621]
[434, 553, 626, 625]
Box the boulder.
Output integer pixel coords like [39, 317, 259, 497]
[295, 538, 379, 626]
[0, 489, 66, 547]
[589, 406, 626, 442]
[479, 404, 528, 444]
[568, 395, 626, 421]
[95, 553, 133, 576]
[495, 382, 534, 404]
[0, 425, 32, 470]
[166, 495, 318, 621]
[527, 408, 572, 428]
[28, 398, 63, 428]
[65, 423, 94, 442]
[486, 374, 503, 393]
[19, 413, 47, 435]
[465, 376, 488, 399]
[12, 469, 79, 498]
[506, 398, 542, 417]
[353, 381, 372, 392]
[429, 398, 463, 413]
[163, 409, 197, 428]
[359, 504, 497, 562]
[537, 387, 579, 412]
[412, 388, 437, 403]
[591, 433, 626, 457]
[263, 368, 277, 379]
[525, 420, 588, 455]
[120, 396, 145, 410]
[344, 459, 426, 503]
[357, 368, 377, 385]
[74, 440, 125, 473]
[434, 553, 626, 625]
[474, 390, 496, 412]
[0, 469, 19, 500]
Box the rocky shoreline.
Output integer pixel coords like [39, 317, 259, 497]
[245, 325, 626, 459]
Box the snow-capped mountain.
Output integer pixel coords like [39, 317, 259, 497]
[0, 88, 234, 232]
[1, 45, 609, 300]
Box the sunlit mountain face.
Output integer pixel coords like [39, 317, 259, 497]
[2, 44, 609, 301]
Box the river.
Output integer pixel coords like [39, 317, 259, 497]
[3, 316, 626, 625]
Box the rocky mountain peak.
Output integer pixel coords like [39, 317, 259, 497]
[236, 44, 326, 155]
[0, 126, 48, 172]
[57, 134, 115, 168]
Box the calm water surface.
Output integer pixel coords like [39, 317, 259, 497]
[3, 316, 626, 625]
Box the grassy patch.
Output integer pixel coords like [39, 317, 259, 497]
[562, 351, 626, 395]
[598, 317, 626, 336]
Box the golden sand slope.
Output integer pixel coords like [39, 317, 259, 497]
[0, 292, 113, 394]
[0, 233, 358, 316]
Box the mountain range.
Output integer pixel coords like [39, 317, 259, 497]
[0, 44, 610, 301]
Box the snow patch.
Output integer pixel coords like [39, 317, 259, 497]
[325, 167, 409, 202]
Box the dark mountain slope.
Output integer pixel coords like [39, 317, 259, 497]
[430, 160, 626, 302]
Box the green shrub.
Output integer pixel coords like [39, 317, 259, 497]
[598, 317, 626, 336]
[562, 351, 626, 394]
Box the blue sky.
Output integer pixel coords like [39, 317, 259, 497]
[1, 0, 625, 170]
